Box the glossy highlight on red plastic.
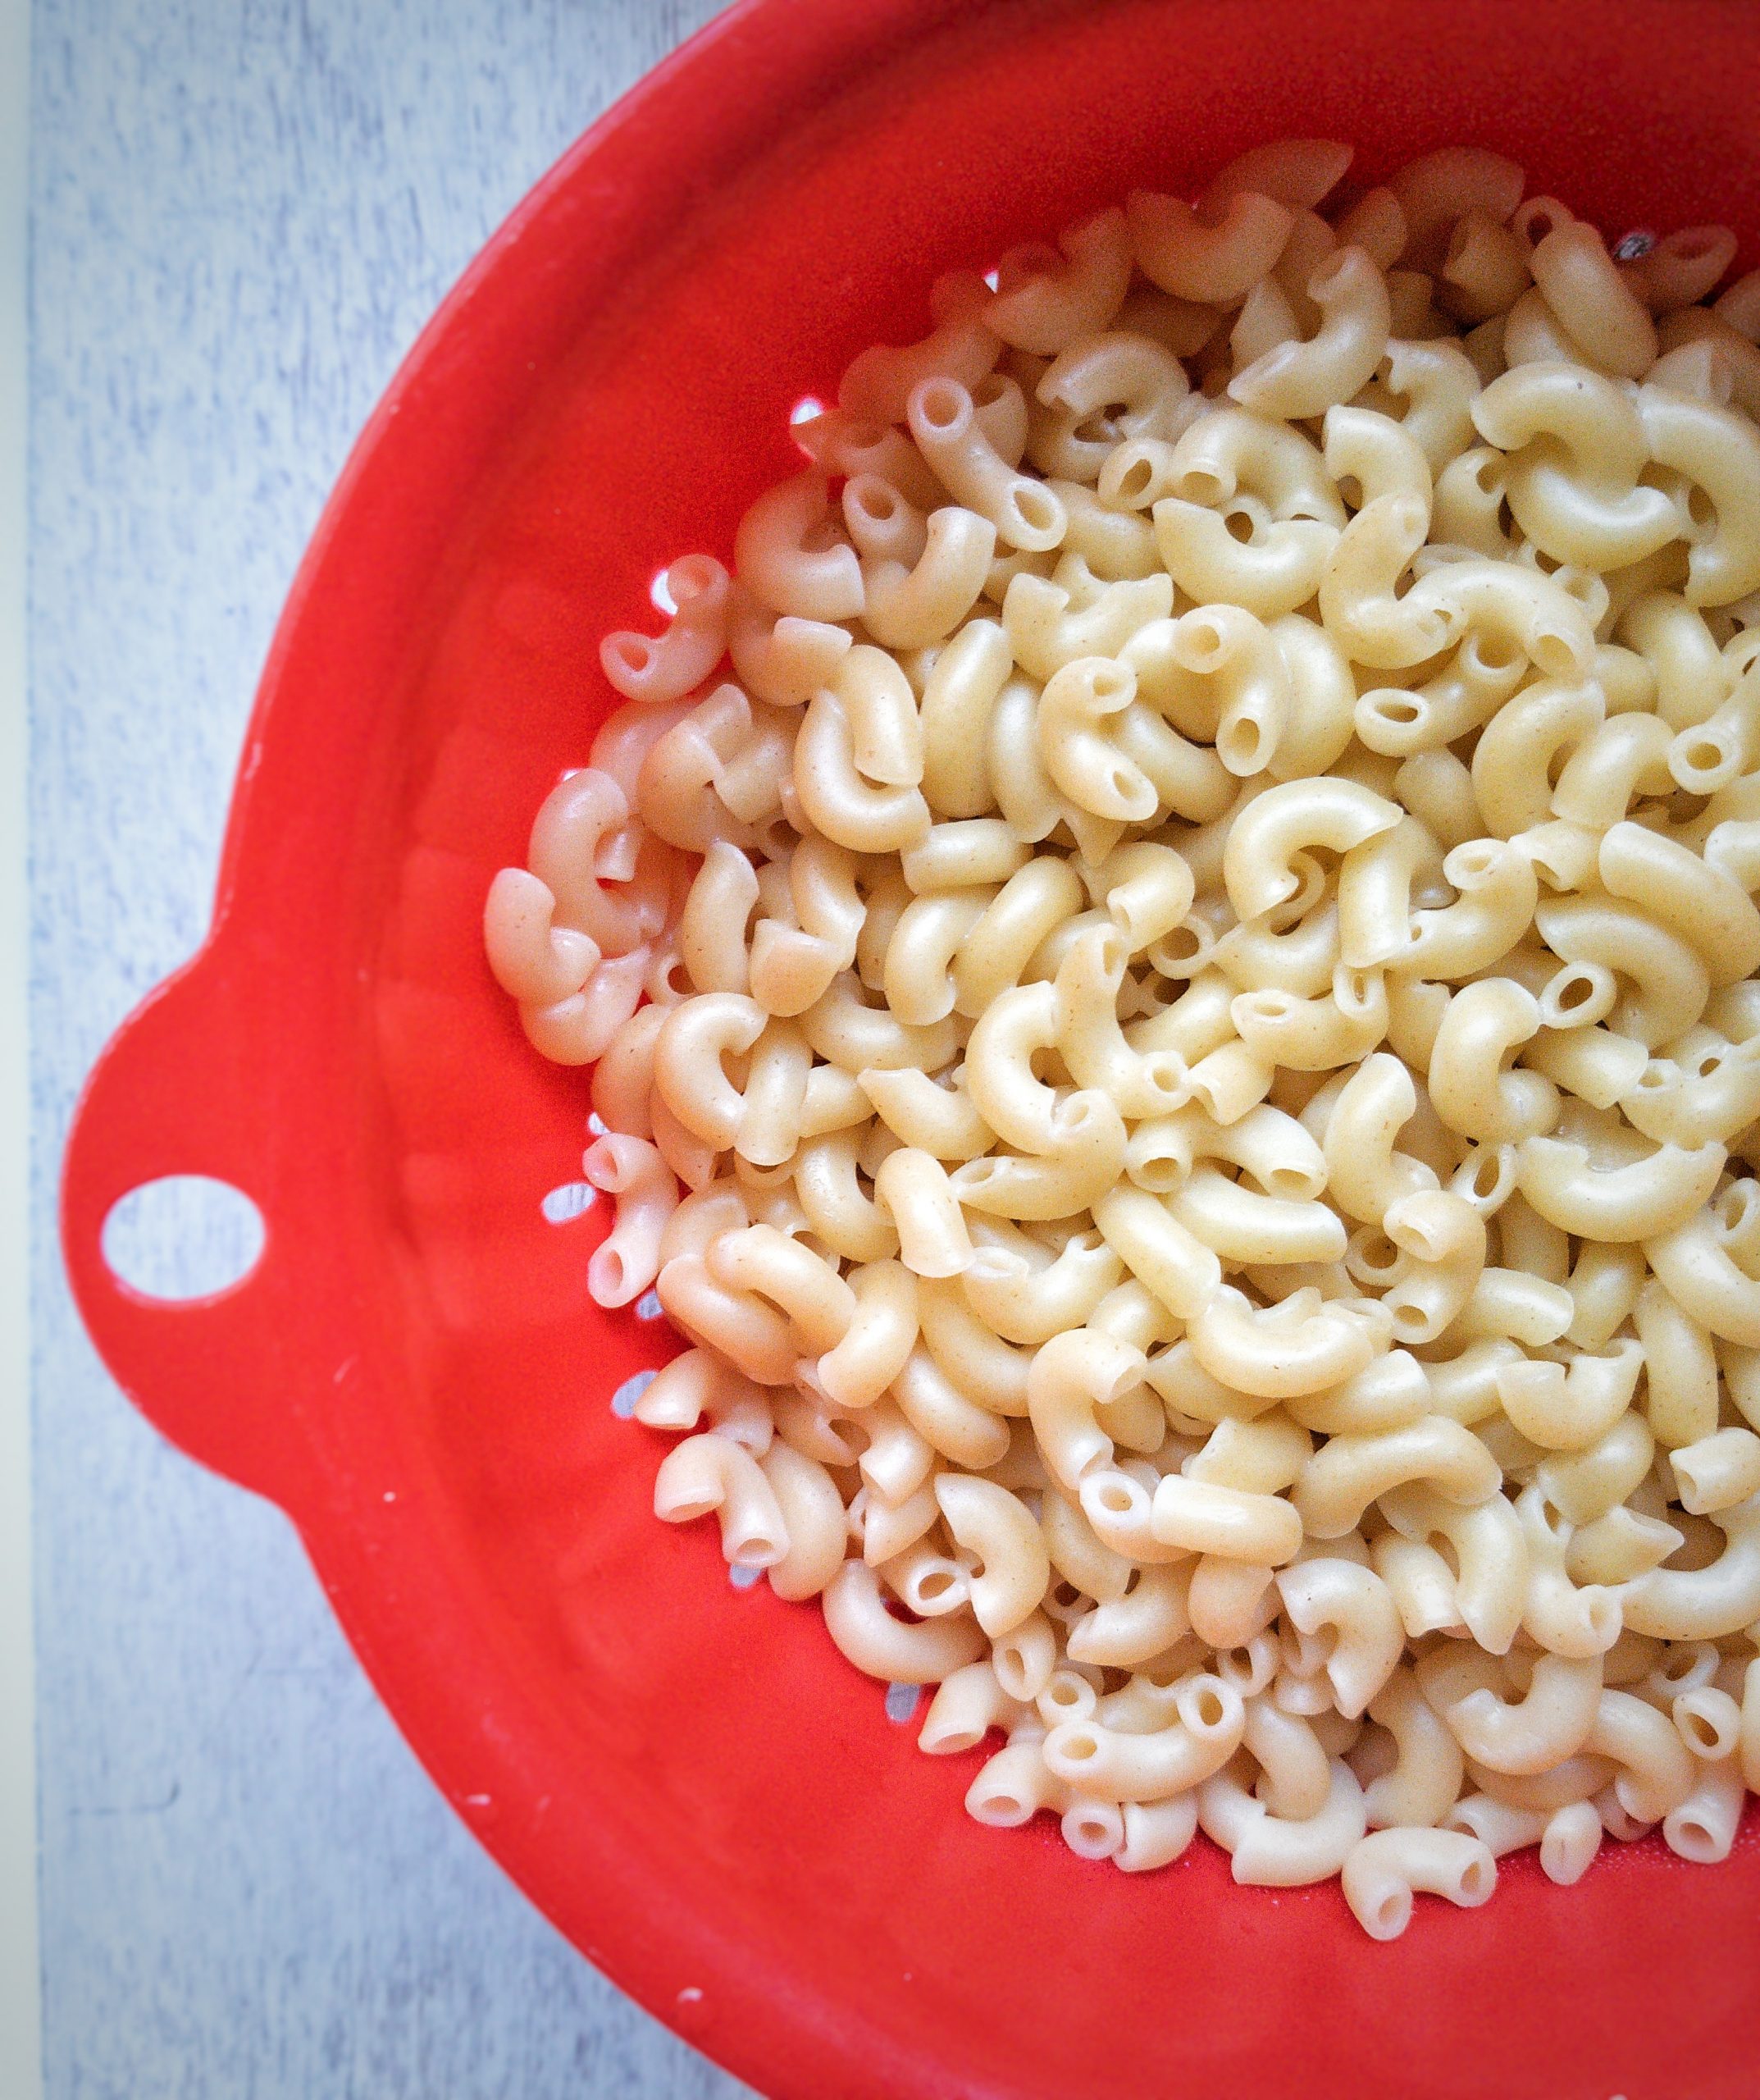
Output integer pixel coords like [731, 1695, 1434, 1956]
[62, 3, 1760, 2094]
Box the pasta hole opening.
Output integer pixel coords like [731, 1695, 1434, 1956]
[1465, 630, 1518, 674]
[1531, 632, 1579, 682]
[1178, 468, 1227, 508]
[1671, 228, 1721, 261]
[1060, 1732, 1098, 1761]
[731, 1535, 782, 1569]
[1220, 718, 1263, 767]
[971, 372, 1010, 408]
[853, 482, 897, 523]
[801, 518, 849, 558]
[915, 379, 965, 431]
[1371, 694, 1423, 727]
[1013, 484, 1063, 536]
[1223, 506, 1256, 545]
[589, 1249, 629, 1303]
[1371, 1888, 1411, 1938]
[1185, 1683, 1229, 1732]
[1697, 1052, 1723, 1079]
[1635, 1062, 1671, 1091]
[668, 553, 721, 603]
[100, 1176, 265, 1303]
[1115, 458, 1155, 502]
[609, 635, 655, 677]
[1516, 199, 1571, 246]
[1682, 1710, 1719, 1753]
[1678, 736, 1730, 779]
[1458, 1856, 1494, 1901]
[1669, 1817, 1719, 1862]
[1686, 486, 1717, 533]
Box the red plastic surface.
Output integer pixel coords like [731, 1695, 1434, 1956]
[61, 2, 1760, 2094]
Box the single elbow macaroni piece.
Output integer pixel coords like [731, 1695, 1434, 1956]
[1585, 1687, 1699, 1822]
[1441, 1654, 1604, 1775]
[1046, 1674, 1247, 1801]
[823, 1560, 987, 1684]
[1200, 1758, 1369, 1887]
[985, 207, 1134, 356]
[933, 1474, 1051, 1637]
[1294, 1417, 1501, 1540]
[1621, 1494, 1760, 1640]
[1598, 821, 1760, 987]
[582, 1133, 680, 1308]
[1342, 1827, 1497, 1939]
[1275, 1559, 1404, 1716]
[910, 377, 1069, 553]
[1493, 1338, 1643, 1451]
[1514, 1134, 1726, 1243]
[1365, 1668, 1466, 1828]
[1229, 246, 1393, 422]
[1025, 1329, 1150, 1494]
[1128, 187, 1295, 304]
[1149, 1475, 1304, 1565]
[1224, 777, 1403, 922]
[600, 554, 732, 703]
[654, 1432, 790, 1568]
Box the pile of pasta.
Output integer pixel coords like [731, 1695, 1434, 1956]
[485, 140, 1760, 1938]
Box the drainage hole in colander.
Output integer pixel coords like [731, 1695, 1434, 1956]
[100, 1176, 264, 1301]
[885, 1683, 923, 1723]
[610, 1370, 655, 1419]
[540, 1181, 598, 1223]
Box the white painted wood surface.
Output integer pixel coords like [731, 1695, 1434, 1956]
[5, 0, 41, 2093]
[30, 1, 757, 2091]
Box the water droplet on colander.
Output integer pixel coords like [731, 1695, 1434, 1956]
[610, 1370, 655, 1418]
[541, 1180, 597, 1223]
[636, 1289, 663, 1321]
[1613, 230, 1656, 259]
[649, 569, 677, 614]
[885, 1682, 922, 1723]
[789, 394, 826, 426]
[729, 1562, 764, 1590]
[586, 1111, 607, 1135]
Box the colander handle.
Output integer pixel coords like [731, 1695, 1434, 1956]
[61, 940, 321, 1515]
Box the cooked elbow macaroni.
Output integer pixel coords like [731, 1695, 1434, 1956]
[488, 142, 1760, 1938]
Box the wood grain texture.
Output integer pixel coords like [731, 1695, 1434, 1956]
[29, 1, 755, 2093]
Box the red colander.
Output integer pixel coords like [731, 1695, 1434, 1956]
[60, 2, 1760, 2094]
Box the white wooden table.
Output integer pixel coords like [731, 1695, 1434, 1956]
[30, 2, 756, 2090]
